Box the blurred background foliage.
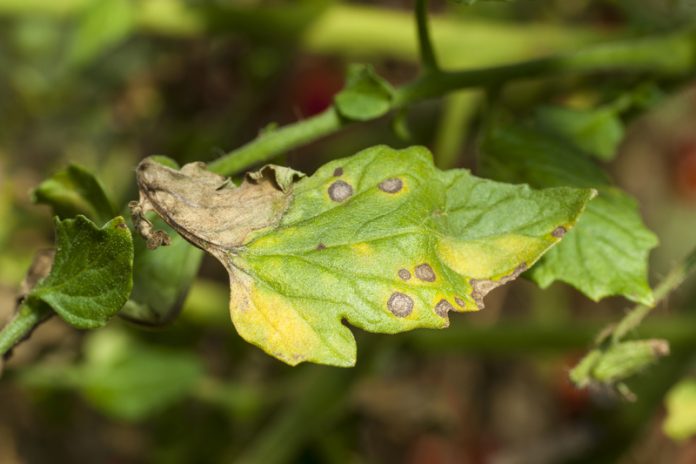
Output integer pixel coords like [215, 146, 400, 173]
[1, 0, 696, 463]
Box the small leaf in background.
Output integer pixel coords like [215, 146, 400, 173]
[19, 328, 204, 421]
[131, 145, 593, 367]
[32, 164, 116, 225]
[664, 378, 696, 441]
[67, 0, 135, 68]
[334, 64, 394, 121]
[535, 105, 625, 161]
[569, 339, 669, 388]
[26, 216, 133, 329]
[481, 125, 657, 305]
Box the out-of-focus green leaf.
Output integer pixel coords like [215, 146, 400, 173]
[334, 64, 394, 121]
[120, 217, 203, 326]
[132, 146, 593, 367]
[481, 125, 657, 304]
[32, 164, 115, 225]
[19, 329, 204, 421]
[67, 0, 135, 67]
[535, 105, 624, 161]
[26, 215, 133, 329]
[664, 378, 696, 441]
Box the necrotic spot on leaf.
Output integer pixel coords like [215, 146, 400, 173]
[454, 297, 465, 307]
[333, 167, 344, 177]
[414, 263, 436, 282]
[552, 226, 567, 238]
[378, 178, 403, 193]
[387, 292, 414, 317]
[316, 243, 326, 250]
[434, 299, 454, 318]
[328, 181, 353, 202]
[398, 269, 411, 281]
[470, 263, 528, 309]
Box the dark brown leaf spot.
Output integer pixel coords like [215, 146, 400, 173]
[454, 297, 465, 307]
[333, 167, 344, 177]
[414, 263, 436, 282]
[378, 178, 403, 193]
[387, 292, 414, 317]
[316, 243, 326, 250]
[398, 269, 411, 281]
[470, 263, 527, 310]
[116, 222, 128, 229]
[552, 226, 566, 238]
[434, 299, 454, 318]
[328, 180, 353, 202]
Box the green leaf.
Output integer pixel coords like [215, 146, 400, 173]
[664, 378, 696, 441]
[132, 145, 593, 367]
[32, 164, 116, 225]
[19, 329, 204, 421]
[481, 125, 657, 304]
[26, 215, 134, 329]
[334, 64, 394, 121]
[120, 216, 204, 326]
[535, 105, 624, 161]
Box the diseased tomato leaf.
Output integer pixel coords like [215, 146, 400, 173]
[131, 146, 593, 366]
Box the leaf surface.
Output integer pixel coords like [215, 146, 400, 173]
[26, 215, 134, 328]
[132, 146, 593, 366]
[481, 125, 657, 304]
[535, 105, 624, 161]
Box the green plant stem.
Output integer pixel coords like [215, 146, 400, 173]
[207, 107, 342, 175]
[0, 303, 52, 357]
[415, 0, 439, 71]
[209, 28, 696, 175]
[393, 30, 694, 105]
[612, 246, 696, 343]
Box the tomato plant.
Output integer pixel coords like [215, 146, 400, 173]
[1, 0, 695, 462]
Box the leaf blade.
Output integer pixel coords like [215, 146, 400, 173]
[27, 215, 134, 329]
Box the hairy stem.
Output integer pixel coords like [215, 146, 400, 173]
[210, 28, 696, 175]
[207, 107, 342, 175]
[0, 303, 52, 358]
[612, 246, 696, 343]
[415, 0, 439, 71]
